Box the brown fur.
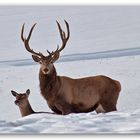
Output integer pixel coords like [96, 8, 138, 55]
[39, 64, 121, 115]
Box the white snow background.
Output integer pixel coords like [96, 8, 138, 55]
[0, 6, 140, 134]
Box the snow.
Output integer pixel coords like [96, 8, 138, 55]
[1, 110, 140, 134]
[0, 6, 140, 133]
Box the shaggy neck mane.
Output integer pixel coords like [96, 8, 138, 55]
[39, 65, 59, 99]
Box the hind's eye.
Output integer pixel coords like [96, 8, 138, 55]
[21, 95, 25, 99]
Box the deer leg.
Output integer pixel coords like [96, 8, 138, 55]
[95, 104, 106, 114]
[55, 103, 72, 115]
[99, 102, 117, 113]
[107, 105, 117, 112]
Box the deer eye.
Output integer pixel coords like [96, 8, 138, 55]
[21, 95, 25, 99]
[39, 61, 42, 64]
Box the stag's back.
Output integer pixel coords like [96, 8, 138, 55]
[59, 75, 121, 110]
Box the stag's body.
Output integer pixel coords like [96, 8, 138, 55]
[39, 64, 121, 114]
[21, 20, 121, 115]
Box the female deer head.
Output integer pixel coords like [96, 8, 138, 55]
[21, 20, 70, 75]
[11, 89, 35, 117]
[11, 89, 30, 108]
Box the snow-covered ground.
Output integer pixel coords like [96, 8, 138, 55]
[1, 110, 140, 134]
[0, 6, 140, 133]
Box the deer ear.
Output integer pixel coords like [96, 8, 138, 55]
[26, 89, 30, 96]
[11, 90, 18, 97]
[51, 52, 60, 63]
[32, 55, 40, 62]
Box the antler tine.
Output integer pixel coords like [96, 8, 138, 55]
[47, 50, 51, 55]
[47, 45, 59, 56]
[56, 21, 64, 40]
[21, 23, 25, 42]
[64, 20, 70, 40]
[56, 20, 70, 53]
[27, 23, 37, 41]
[21, 23, 44, 58]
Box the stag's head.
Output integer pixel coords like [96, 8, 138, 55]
[21, 20, 70, 75]
[11, 89, 30, 108]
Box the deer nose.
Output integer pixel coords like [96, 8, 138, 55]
[15, 100, 19, 105]
[43, 68, 49, 74]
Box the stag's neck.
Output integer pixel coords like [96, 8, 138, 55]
[39, 65, 60, 99]
[19, 100, 34, 117]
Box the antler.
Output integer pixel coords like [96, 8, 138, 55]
[46, 20, 70, 62]
[21, 21, 70, 63]
[21, 23, 45, 58]
[56, 20, 70, 53]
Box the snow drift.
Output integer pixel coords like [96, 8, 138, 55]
[1, 110, 140, 134]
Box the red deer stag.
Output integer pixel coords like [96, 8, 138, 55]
[21, 20, 121, 115]
[11, 89, 54, 117]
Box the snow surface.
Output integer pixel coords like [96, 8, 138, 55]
[0, 6, 140, 133]
[1, 110, 140, 134]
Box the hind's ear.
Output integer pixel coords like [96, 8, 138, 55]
[26, 89, 30, 96]
[11, 90, 18, 97]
